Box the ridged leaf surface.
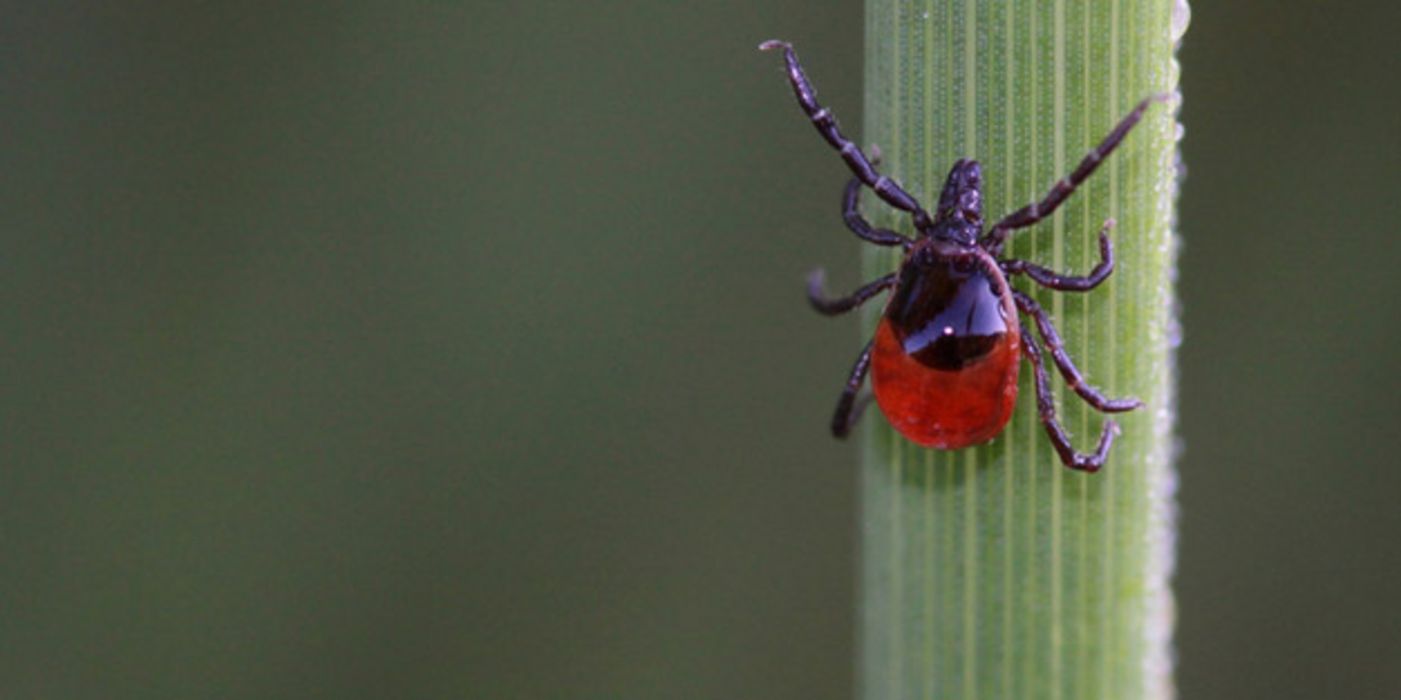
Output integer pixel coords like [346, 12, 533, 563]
[857, 2, 1186, 698]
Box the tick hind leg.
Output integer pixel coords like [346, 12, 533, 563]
[1000, 219, 1117, 292]
[1012, 289, 1141, 413]
[1020, 329, 1118, 472]
[761, 40, 933, 230]
[830, 339, 875, 438]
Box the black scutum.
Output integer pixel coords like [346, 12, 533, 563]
[885, 255, 1007, 371]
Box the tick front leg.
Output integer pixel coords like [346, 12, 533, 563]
[842, 178, 912, 248]
[761, 40, 933, 230]
[983, 94, 1170, 255]
[831, 339, 875, 438]
[1021, 330, 1118, 472]
[1000, 219, 1116, 292]
[1013, 289, 1141, 413]
[807, 271, 896, 316]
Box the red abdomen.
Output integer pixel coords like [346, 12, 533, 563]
[871, 319, 1019, 448]
[871, 244, 1021, 448]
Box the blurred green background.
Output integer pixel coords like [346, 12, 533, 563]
[3, 2, 1399, 698]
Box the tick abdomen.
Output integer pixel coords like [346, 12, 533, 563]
[872, 246, 1020, 448]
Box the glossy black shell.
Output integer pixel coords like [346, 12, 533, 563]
[883, 244, 1012, 372]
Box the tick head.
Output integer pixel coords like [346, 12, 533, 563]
[936, 159, 983, 227]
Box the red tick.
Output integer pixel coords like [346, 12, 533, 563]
[762, 39, 1168, 472]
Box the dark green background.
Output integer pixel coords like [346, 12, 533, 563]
[3, 3, 1398, 698]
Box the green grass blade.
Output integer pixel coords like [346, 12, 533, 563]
[857, 2, 1187, 698]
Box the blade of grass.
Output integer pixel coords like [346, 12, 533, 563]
[857, 2, 1187, 698]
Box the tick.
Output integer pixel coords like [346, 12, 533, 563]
[761, 40, 1167, 472]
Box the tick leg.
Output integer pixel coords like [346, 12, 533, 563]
[1001, 219, 1116, 292]
[831, 339, 875, 438]
[843, 177, 912, 248]
[1013, 289, 1141, 413]
[982, 94, 1170, 255]
[1020, 328, 1119, 472]
[761, 40, 934, 230]
[808, 271, 896, 316]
